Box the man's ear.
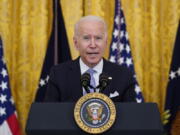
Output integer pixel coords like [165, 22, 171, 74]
[106, 38, 108, 47]
[73, 36, 79, 50]
[105, 36, 108, 48]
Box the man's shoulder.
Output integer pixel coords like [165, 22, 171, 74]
[104, 59, 129, 70]
[51, 58, 78, 72]
[53, 60, 73, 69]
[104, 59, 134, 75]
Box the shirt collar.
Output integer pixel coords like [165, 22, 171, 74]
[79, 58, 103, 75]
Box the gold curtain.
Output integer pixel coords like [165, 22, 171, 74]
[0, 0, 179, 134]
[0, 0, 53, 134]
[61, 0, 83, 59]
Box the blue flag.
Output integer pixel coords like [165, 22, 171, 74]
[35, 0, 71, 102]
[164, 22, 180, 134]
[109, 0, 144, 103]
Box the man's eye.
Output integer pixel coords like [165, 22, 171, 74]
[83, 36, 90, 40]
[96, 36, 102, 40]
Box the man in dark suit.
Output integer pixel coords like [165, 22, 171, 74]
[44, 15, 136, 102]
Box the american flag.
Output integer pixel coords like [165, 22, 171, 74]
[0, 37, 21, 135]
[109, 0, 144, 103]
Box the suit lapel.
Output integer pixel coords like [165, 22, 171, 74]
[102, 59, 113, 96]
[68, 57, 82, 101]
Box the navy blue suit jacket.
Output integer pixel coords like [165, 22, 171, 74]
[44, 57, 136, 102]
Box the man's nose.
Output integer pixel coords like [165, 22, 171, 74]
[89, 38, 96, 48]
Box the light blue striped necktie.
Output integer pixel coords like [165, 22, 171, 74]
[87, 68, 96, 93]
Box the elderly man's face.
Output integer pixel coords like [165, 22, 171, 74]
[74, 20, 107, 67]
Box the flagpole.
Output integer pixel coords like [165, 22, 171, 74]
[82, 0, 85, 16]
[54, 0, 58, 65]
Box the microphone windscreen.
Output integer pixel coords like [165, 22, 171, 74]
[81, 73, 90, 87]
[99, 73, 109, 87]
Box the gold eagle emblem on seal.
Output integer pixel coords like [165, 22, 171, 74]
[74, 93, 116, 134]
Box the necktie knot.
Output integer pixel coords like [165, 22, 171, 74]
[87, 68, 96, 75]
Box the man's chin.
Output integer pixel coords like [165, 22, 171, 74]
[87, 59, 101, 67]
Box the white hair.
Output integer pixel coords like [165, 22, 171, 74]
[74, 15, 107, 37]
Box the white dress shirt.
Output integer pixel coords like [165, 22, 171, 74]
[79, 58, 103, 93]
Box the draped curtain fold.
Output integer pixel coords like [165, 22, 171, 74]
[0, 0, 53, 134]
[0, 0, 179, 134]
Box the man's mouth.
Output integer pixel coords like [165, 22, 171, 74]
[87, 52, 99, 55]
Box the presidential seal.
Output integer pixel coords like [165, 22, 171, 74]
[74, 93, 116, 134]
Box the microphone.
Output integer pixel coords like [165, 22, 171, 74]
[81, 73, 91, 93]
[97, 73, 111, 92]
